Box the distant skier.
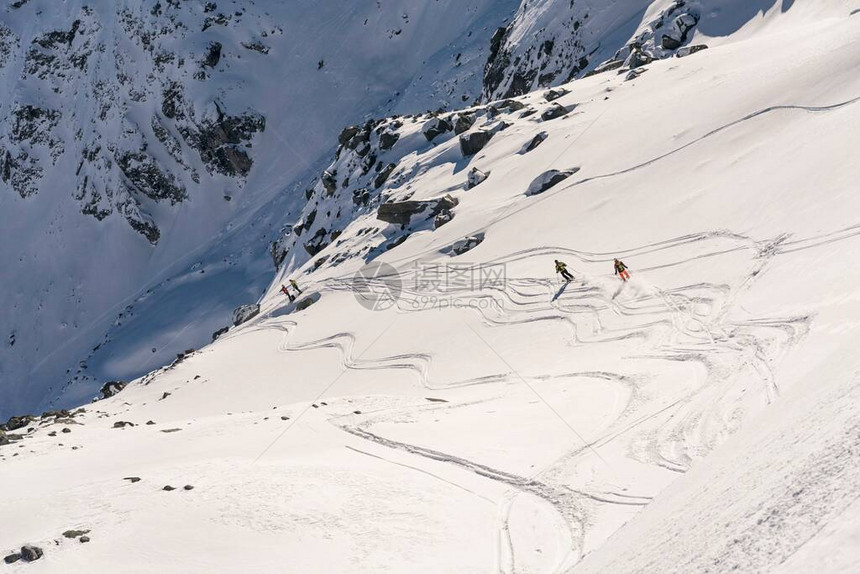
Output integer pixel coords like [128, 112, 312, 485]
[289, 279, 303, 294]
[555, 259, 574, 282]
[614, 258, 630, 281]
[280, 284, 296, 302]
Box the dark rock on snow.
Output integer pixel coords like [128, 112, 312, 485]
[676, 44, 708, 58]
[295, 293, 321, 312]
[377, 195, 459, 226]
[466, 167, 489, 189]
[453, 113, 475, 135]
[544, 88, 567, 102]
[212, 326, 229, 341]
[521, 132, 548, 154]
[3, 415, 34, 431]
[20, 545, 43, 562]
[379, 131, 399, 150]
[4, 553, 21, 564]
[459, 130, 493, 157]
[540, 103, 569, 122]
[231, 303, 260, 326]
[451, 234, 484, 255]
[100, 381, 127, 399]
[526, 168, 580, 196]
[422, 117, 452, 142]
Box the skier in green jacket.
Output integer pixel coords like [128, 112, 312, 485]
[555, 260, 574, 282]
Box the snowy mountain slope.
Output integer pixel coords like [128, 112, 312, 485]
[3, 0, 860, 572]
[0, 0, 523, 418]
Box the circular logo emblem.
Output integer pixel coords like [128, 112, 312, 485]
[352, 262, 402, 311]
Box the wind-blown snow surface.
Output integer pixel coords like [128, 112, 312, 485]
[4, 1, 860, 572]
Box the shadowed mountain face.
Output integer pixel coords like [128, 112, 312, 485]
[0, 0, 520, 418]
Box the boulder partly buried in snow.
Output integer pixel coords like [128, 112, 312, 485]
[450, 234, 485, 255]
[520, 132, 548, 154]
[526, 168, 580, 196]
[422, 117, 452, 142]
[540, 103, 570, 122]
[459, 130, 493, 157]
[453, 113, 475, 135]
[295, 292, 321, 312]
[377, 195, 459, 227]
[100, 381, 127, 399]
[466, 167, 489, 189]
[676, 44, 708, 58]
[544, 88, 568, 102]
[232, 303, 261, 326]
[20, 546, 43, 563]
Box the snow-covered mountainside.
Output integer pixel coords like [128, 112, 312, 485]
[0, 0, 522, 418]
[4, 0, 860, 572]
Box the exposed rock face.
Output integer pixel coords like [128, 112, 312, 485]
[3, 415, 34, 431]
[482, 0, 702, 101]
[231, 304, 260, 326]
[377, 195, 459, 226]
[0, 5, 267, 244]
[526, 168, 580, 196]
[459, 130, 494, 157]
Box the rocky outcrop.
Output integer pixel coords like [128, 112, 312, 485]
[99, 381, 127, 399]
[3, 415, 34, 432]
[482, 0, 702, 101]
[377, 195, 459, 226]
[189, 106, 265, 177]
[0, 5, 270, 245]
[526, 168, 580, 196]
[231, 304, 260, 326]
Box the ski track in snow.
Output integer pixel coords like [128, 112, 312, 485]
[215, 223, 848, 570]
